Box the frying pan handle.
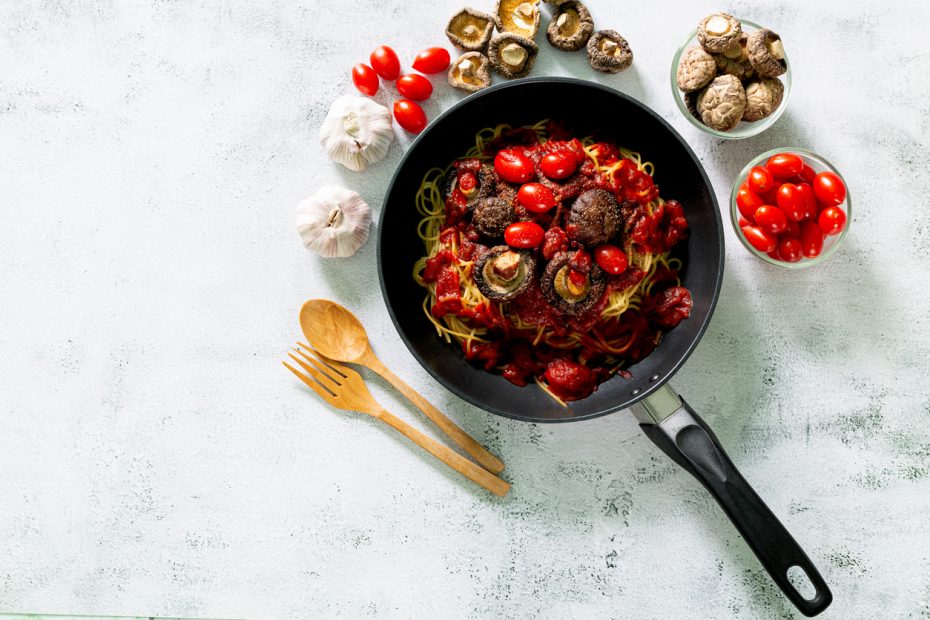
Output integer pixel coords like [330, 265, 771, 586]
[636, 391, 832, 617]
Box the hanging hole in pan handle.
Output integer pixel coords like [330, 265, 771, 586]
[787, 565, 818, 601]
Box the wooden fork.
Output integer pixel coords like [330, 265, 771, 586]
[284, 345, 510, 497]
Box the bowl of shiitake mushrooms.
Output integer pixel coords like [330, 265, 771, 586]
[671, 14, 791, 139]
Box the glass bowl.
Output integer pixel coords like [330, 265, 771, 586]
[670, 18, 791, 139]
[730, 147, 851, 268]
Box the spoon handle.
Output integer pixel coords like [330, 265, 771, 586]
[366, 355, 506, 475]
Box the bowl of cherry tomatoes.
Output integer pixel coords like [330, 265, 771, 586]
[731, 148, 850, 267]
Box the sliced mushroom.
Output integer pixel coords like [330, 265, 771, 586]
[742, 78, 784, 122]
[546, 1, 594, 52]
[488, 33, 539, 78]
[540, 251, 606, 315]
[586, 30, 633, 73]
[696, 13, 741, 54]
[566, 189, 620, 247]
[697, 74, 747, 132]
[494, 0, 540, 40]
[472, 196, 517, 239]
[747, 28, 787, 78]
[448, 52, 493, 92]
[676, 45, 716, 93]
[474, 245, 536, 301]
[446, 8, 495, 52]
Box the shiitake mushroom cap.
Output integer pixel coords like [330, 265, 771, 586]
[747, 28, 787, 78]
[540, 251, 606, 315]
[442, 162, 497, 208]
[743, 78, 784, 122]
[566, 189, 621, 246]
[696, 13, 741, 53]
[446, 7, 496, 52]
[487, 32, 539, 78]
[494, 0, 541, 40]
[448, 52, 493, 93]
[696, 74, 747, 132]
[474, 245, 536, 301]
[676, 45, 716, 93]
[472, 196, 517, 239]
[586, 30, 633, 73]
[546, 1, 594, 52]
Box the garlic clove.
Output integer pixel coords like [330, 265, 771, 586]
[319, 95, 394, 172]
[295, 185, 371, 258]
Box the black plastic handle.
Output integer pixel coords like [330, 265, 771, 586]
[640, 397, 832, 617]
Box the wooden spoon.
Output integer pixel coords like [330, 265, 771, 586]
[300, 299, 505, 474]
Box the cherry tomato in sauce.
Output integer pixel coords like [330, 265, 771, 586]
[540, 152, 577, 180]
[351, 63, 379, 96]
[797, 182, 817, 220]
[411, 47, 451, 74]
[800, 221, 824, 257]
[754, 204, 788, 234]
[777, 237, 803, 263]
[370, 45, 401, 80]
[741, 225, 777, 253]
[747, 166, 775, 194]
[766, 153, 804, 179]
[504, 221, 545, 248]
[818, 206, 847, 235]
[393, 99, 427, 133]
[736, 183, 765, 222]
[396, 74, 433, 100]
[594, 244, 629, 275]
[568, 268, 587, 286]
[517, 183, 557, 213]
[813, 171, 846, 206]
[776, 183, 807, 222]
[494, 149, 535, 183]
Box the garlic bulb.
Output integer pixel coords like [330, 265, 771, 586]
[296, 185, 371, 258]
[319, 95, 394, 172]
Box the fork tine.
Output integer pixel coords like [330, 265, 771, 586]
[296, 342, 349, 377]
[288, 351, 342, 391]
[282, 360, 337, 399]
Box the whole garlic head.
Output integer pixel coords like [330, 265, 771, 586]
[296, 185, 371, 258]
[319, 95, 394, 172]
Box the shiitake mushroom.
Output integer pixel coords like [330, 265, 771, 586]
[696, 13, 741, 53]
[487, 32, 539, 78]
[676, 45, 716, 93]
[565, 189, 621, 246]
[586, 30, 633, 73]
[743, 78, 784, 122]
[697, 74, 747, 132]
[472, 196, 517, 239]
[546, 1, 594, 52]
[448, 52, 493, 93]
[442, 162, 497, 208]
[540, 251, 606, 315]
[446, 7, 496, 52]
[473, 245, 536, 301]
[747, 28, 787, 78]
[494, 0, 541, 40]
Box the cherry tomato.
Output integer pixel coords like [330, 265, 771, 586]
[813, 171, 846, 206]
[818, 206, 847, 235]
[777, 237, 803, 263]
[766, 153, 804, 179]
[736, 183, 765, 222]
[504, 221, 545, 248]
[396, 74, 432, 101]
[800, 221, 824, 258]
[540, 152, 577, 180]
[785, 220, 801, 238]
[351, 63, 379, 96]
[742, 225, 777, 253]
[797, 164, 817, 185]
[738, 217, 749, 227]
[412, 47, 451, 74]
[393, 99, 427, 133]
[494, 149, 535, 183]
[797, 182, 817, 220]
[568, 269, 587, 287]
[594, 244, 629, 275]
[370, 45, 401, 80]
[776, 183, 807, 222]
[747, 166, 775, 194]
[458, 171, 477, 192]
[517, 183, 557, 213]
[754, 204, 788, 234]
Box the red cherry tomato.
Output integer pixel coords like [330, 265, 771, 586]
[742, 225, 777, 253]
[776, 183, 807, 222]
[393, 99, 427, 133]
[540, 152, 577, 180]
[818, 206, 847, 235]
[797, 164, 817, 185]
[517, 183, 557, 213]
[370, 45, 401, 80]
[797, 182, 818, 220]
[494, 149, 535, 183]
[813, 171, 846, 206]
[458, 171, 477, 192]
[738, 217, 749, 227]
[747, 166, 775, 194]
[736, 183, 765, 222]
[396, 74, 433, 101]
[777, 237, 803, 263]
[766, 153, 804, 179]
[800, 221, 824, 257]
[412, 47, 451, 74]
[351, 63, 379, 96]
[568, 269, 587, 286]
[785, 220, 801, 239]
[754, 204, 788, 234]
[594, 244, 629, 275]
[504, 221, 545, 248]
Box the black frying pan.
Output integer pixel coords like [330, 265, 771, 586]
[377, 78, 832, 616]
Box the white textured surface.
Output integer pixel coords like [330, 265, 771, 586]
[1, 1, 929, 618]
